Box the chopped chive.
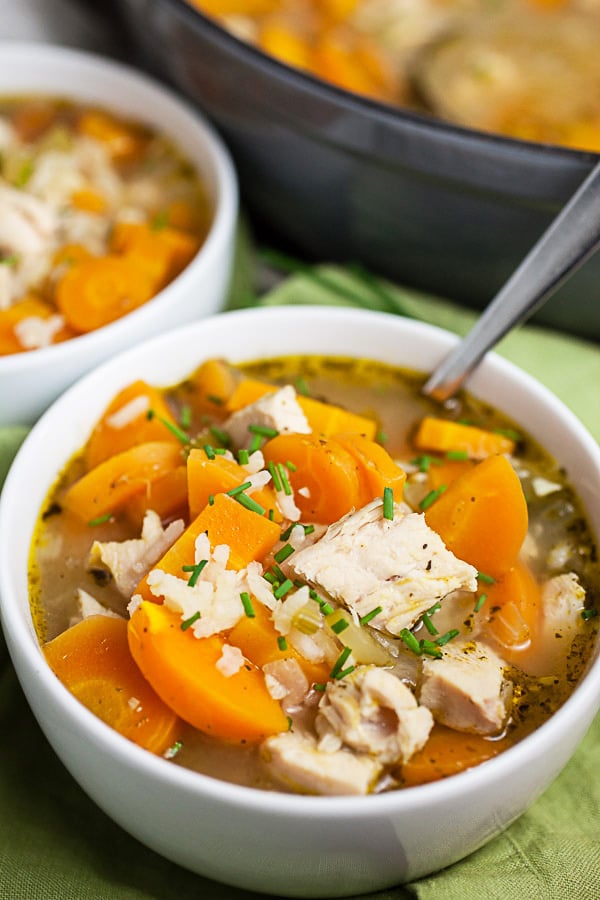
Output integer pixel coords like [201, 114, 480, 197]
[213, 447, 227, 455]
[399, 628, 422, 655]
[426, 601, 442, 615]
[248, 432, 262, 454]
[88, 512, 113, 526]
[446, 450, 469, 461]
[268, 508, 275, 521]
[203, 444, 216, 459]
[248, 424, 279, 438]
[383, 486, 394, 520]
[494, 427, 522, 442]
[235, 492, 266, 515]
[277, 635, 288, 651]
[0, 253, 19, 267]
[182, 559, 208, 586]
[151, 209, 169, 230]
[421, 613, 438, 636]
[240, 592, 255, 618]
[268, 460, 282, 492]
[271, 564, 287, 582]
[376, 430, 388, 444]
[359, 606, 382, 626]
[330, 646, 352, 678]
[582, 608, 598, 620]
[420, 639, 442, 658]
[303, 524, 315, 535]
[263, 571, 278, 585]
[331, 618, 350, 634]
[411, 455, 442, 473]
[277, 463, 292, 496]
[209, 425, 231, 447]
[273, 579, 294, 599]
[285, 460, 297, 472]
[280, 523, 294, 541]
[207, 393, 224, 406]
[274, 543, 294, 564]
[419, 485, 447, 511]
[147, 409, 190, 444]
[334, 665, 356, 680]
[226, 480, 253, 497]
[436, 628, 459, 647]
[208, 494, 215, 506]
[238, 448, 250, 465]
[180, 611, 201, 631]
[179, 405, 192, 429]
[295, 376, 310, 396]
[477, 571, 496, 585]
[474, 593, 488, 613]
[163, 739, 183, 759]
[314, 683, 327, 692]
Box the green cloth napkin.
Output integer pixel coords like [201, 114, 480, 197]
[1, 254, 599, 899]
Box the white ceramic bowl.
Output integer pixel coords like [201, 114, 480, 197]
[0, 41, 238, 427]
[1, 307, 599, 898]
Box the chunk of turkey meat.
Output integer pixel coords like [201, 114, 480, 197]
[223, 385, 310, 450]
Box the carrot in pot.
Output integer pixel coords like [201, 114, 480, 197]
[135, 492, 281, 602]
[186, 448, 280, 521]
[0, 295, 75, 355]
[186, 357, 239, 418]
[61, 441, 184, 523]
[43, 615, 181, 755]
[331, 433, 406, 505]
[414, 416, 516, 459]
[480, 559, 542, 661]
[84, 379, 182, 471]
[125, 464, 189, 529]
[401, 724, 511, 786]
[76, 110, 149, 162]
[127, 600, 289, 742]
[424, 454, 528, 579]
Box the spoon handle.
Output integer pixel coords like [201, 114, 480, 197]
[422, 159, 600, 401]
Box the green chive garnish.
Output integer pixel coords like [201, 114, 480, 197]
[268, 461, 282, 492]
[446, 450, 469, 461]
[235, 493, 266, 515]
[494, 427, 522, 442]
[421, 613, 438, 636]
[240, 592, 255, 617]
[268, 508, 275, 521]
[420, 640, 442, 658]
[273, 579, 294, 599]
[411, 455, 442, 473]
[330, 646, 352, 678]
[295, 376, 310, 396]
[147, 409, 190, 444]
[248, 424, 279, 438]
[151, 209, 169, 230]
[238, 449, 250, 465]
[208, 494, 215, 505]
[180, 611, 201, 631]
[88, 512, 113, 527]
[207, 393, 224, 406]
[271, 564, 287, 582]
[477, 572, 496, 585]
[182, 559, 208, 587]
[376, 430, 388, 444]
[399, 628, 422, 655]
[179, 405, 192, 429]
[274, 543, 294, 564]
[331, 618, 350, 635]
[314, 683, 327, 692]
[209, 425, 231, 447]
[227, 480, 253, 497]
[419, 485, 447, 511]
[203, 444, 216, 459]
[474, 593, 488, 613]
[277, 463, 292, 496]
[426, 601, 442, 616]
[359, 606, 382, 625]
[248, 433, 262, 454]
[436, 629, 459, 647]
[334, 666, 356, 680]
[285, 460, 297, 472]
[277, 635, 288, 651]
[582, 608, 598, 620]
[263, 571, 278, 585]
[383, 486, 394, 520]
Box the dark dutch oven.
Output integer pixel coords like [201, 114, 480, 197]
[116, 0, 600, 339]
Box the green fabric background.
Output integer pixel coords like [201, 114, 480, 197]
[0, 258, 599, 899]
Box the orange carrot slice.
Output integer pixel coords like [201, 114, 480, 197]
[128, 600, 288, 742]
[44, 615, 180, 755]
[186, 448, 280, 521]
[331, 433, 406, 505]
[414, 417, 516, 459]
[402, 724, 511, 786]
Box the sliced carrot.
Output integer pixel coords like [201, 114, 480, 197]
[228, 601, 331, 687]
[70, 187, 107, 214]
[55, 254, 156, 333]
[331, 433, 406, 505]
[259, 21, 313, 70]
[126, 464, 189, 528]
[85, 379, 182, 471]
[226, 377, 377, 439]
[44, 615, 180, 755]
[110, 220, 200, 284]
[427, 457, 475, 491]
[135, 492, 281, 601]
[414, 416, 516, 459]
[481, 560, 542, 660]
[77, 110, 149, 162]
[186, 448, 280, 521]
[61, 441, 184, 522]
[187, 357, 239, 417]
[0, 295, 75, 355]
[424, 454, 528, 579]
[401, 724, 511, 786]
[262, 432, 362, 524]
[127, 600, 288, 742]
[52, 242, 95, 269]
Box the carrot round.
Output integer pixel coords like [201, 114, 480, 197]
[262, 432, 362, 524]
[414, 416, 516, 459]
[61, 441, 184, 522]
[55, 254, 156, 333]
[424, 454, 528, 579]
[481, 560, 541, 660]
[43, 615, 180, 755]
[401, 724, 511, 787]
[331, 433, 406, 505]
[128, 600, 288, 742]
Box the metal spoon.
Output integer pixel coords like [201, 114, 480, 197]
[422, 159, 600, 402]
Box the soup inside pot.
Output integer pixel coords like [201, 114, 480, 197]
[29, 354, 599, 794]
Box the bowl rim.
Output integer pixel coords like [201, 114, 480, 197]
[160, 0, 599, 166]
[0, 40, 238, 374]
[1, 305, 599, 818]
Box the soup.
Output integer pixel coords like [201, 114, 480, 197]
[29, 355, 599, 795]
[190, 0, 600, 152]
[0, 96, 212, 355]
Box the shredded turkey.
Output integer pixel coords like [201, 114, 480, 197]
[223, 385, 310, 450]
[290, 498, 478, 634]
